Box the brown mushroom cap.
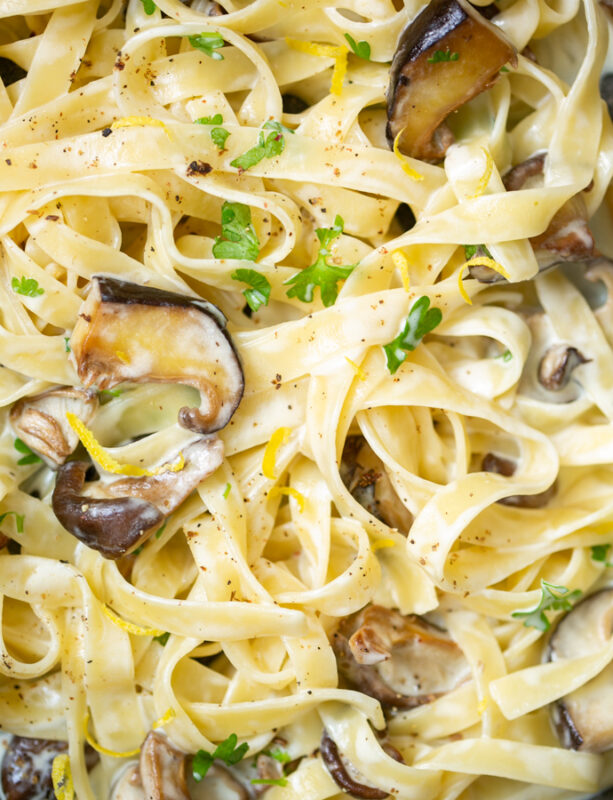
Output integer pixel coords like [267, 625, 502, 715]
[547, 589, 613, 753]
[10, 387, 98, 468]
[537, 344, 589, 392]
[332, 604, 470, 712]
[320, 732, 389, 799]
[386, 0, 516, 160]
[140, 731, 190, 800]
[70, 277, 244, 435]
[481, 452, 557, 508]
[52, 437, 224, 558]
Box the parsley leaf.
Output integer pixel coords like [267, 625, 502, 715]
[344, 33, 370, 60]
[213, 202, 260, 261]
[193, 734, 249, 782]
[463, 244, 493, 260]
[155, 521, 167, 539]
[231, 268, 271, 311]
[427, 49, 459, 63]
[591, 544, 613, 566]
[12, 277, 44, 297]
[14, 438, 42, 466]
[0, 511, 24, 533]
[154, 632, 170, 646]
[195, 114, 224, 125]
[496, 349, 512, 362]
[188, 33, 225, 61]
[511, 579, 582, 632]
[285, 215, 354, 307]
[251, 779, 288, 787]
[383, 296, 443, 374]
[211, 127, 230, 150]
[230, 122, 290, 171]
[98, 388, 122, 398]
[64, 337, 71, 352]
[264, 747, 292, 764]
[223, 482, 232, 498]
[140, 0, 156, 13]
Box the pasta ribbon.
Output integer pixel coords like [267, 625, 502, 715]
[262, 427, 291, 480]
[102, 605, 166, 637]
[51, 754, 74, 800]
[84, 713, 142, 758]
[457, 257, 510, 305]
[344, 357, 366, 380]
[66, 413, 185, 477]
[268, 486, 306, 511]
[470, 147, 494, 198]
[392, 131, 425, 181]
[392, 250, 411, 291]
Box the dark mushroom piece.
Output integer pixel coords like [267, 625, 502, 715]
[0, 58, 26, 87]
[481, 452, 557, 508]
[10, 387, 98, 468]
[1, 736, 98, 800]
[386, 0, 516, 161]
[600, 73, 613, 120]
[332, 604, 470, 712]
[537, 344, 589, 391]
[70, 277, 244, 435]
[340, 437, 413, 533]
[320, 732, 402, 800]
[52, 437, 224, 558]
[547, 589, 613, 753]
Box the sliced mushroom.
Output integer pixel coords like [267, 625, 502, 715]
[503, 154, 596, 268]
[481, 452, 557, 508]
[140, 731, 190, 800]
[52, 437, 223, 558]
[332, 604, 470, 712]
[547, 589, 613, 753]
[70, 277, 244, 435]
[10, 387, 98, 467]
[320, 732, 393, 800]
[340, 437, 412, 533]
[1, 736, 98, 800]
[386, 0, 516, 160]
[601, 73, 613, 120]
[537, 344, 589, 391]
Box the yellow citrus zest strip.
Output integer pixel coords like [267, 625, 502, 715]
[457, 257, 510, 306]
[470, 147, 494, 198]
[102, 604, 165, 637]
[268, 486, 306, 512]
[115, 350, 130, 363]
[66, 412, 185, 477]
[392, 250, 411, 291]
[52, 754, 74, 800]
[477, 697, 488, 715]
[285, 39, 347, 96]
[262, 426, 291, 480]
[84, 713, 142, 758]
[111, 116, 172, 139]
[393, 130, 424, 181]
[371, 538, 396, 551]
[344, 357, 366, 381]
[152, 708, 176, 729]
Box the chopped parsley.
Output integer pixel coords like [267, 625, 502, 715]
[500, 65, 510, 73]
[497, 349, 512, 362]
[464, 244, 493, 260]
[188, 33, 225, 61]
[139, 0, 156, 13]
[251, 778, 288, 787]
[211, 127, 230, 150]
[264, 747, 292, 764]
[14, 438, 42, 465]
[427, 49, 459, 63]
[154, 632, 170, 646]
[344, 33, 370, 60]
[231, 268, 271, 311]
[223, 482, 232, 499]
[195, 114, 224, 125]
[230, 121, 292, 172]
[285, 215, 354, 307]
[192, 734, 249, 782]
[155, 521, 167, 539]
[591, 544, 613, 566]
[511, 579, 582, 632]
[64, 337, 71, 352]
[12, 276, 44, 297]
[98, 388, 122, 398]
[383, 296, 443, 374]
[0, 511, 24, 533]
[212, 202, 260, 261]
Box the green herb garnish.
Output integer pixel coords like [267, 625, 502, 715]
[497, 349, 512, 362]
[12, 277, 44, 297]
[155, 521, 167, 539]
[98, 388, 122, 398]
[212, 202, 260, 261]
[64, 337, 71, 352]
[0, 511, 24, 533]
[195, 114, 224, 125]
[154, 632, 170, 646]
[500, 65, 510, 73]
[189, 33, 225, 61]
[223, 482, 232, 499]
[14, 438, 42, 465]
[251, 778, 288, 787]
[193, 734, 249, 782]
[231, 268, 271, 311]
[211, 127, 230, 150]
[264, 747, 292, 764]
[344, 33, 370, 60]
[463, 244, 493, 260]
[427, 49, 459, 63]
[230, 121, 291, 171]
[140, 0, 156, 13]
[591, 544, 613, 566]
[285, 215, 354, 307]
[511, 579, 582, 632]
[383, 296, 443, 374]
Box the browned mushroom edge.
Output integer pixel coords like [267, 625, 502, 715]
[320, 732, 391, 799]
[537, 344, 589, 391]
[10, 387, 98, 468]
[481, 452, 557, 508]
[331, 604, 470, 713]
[70, 276, 244, 435]
[1, 736, 98, 800]
[546, 589, 613, 754]
[340, 436, 413, 533]
[386, 0, 516, 161]
[52, 437, 224, 558]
